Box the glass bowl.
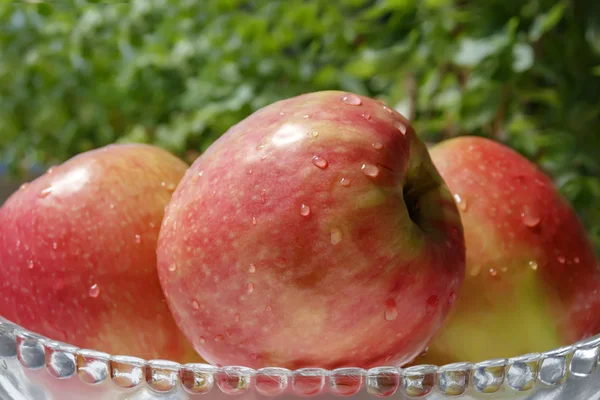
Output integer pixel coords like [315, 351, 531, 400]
[1, 316, 599, 400]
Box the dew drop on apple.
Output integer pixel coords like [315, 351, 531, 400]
[192, 300, 200, 310]
[384, 299, 398, 321]
[248, 264, 256, 273]
[426, 295, 439, 315]
[27, 260, 34, 270]
[234, 313, 241, 323]
[361, 163, 380, 178]
[453, 194, 468, 211]
[362, 113, 372, 121]
[168, 263, 177, 272]
[574, 257, 580, 264]
[88, 284, 100, 298]
[448, 291, 456, 304]
[383, 105, 393, 114]
[310, 130, 319, 138]
[521, 207, 540, 228]
[341, 94, 362, 105]
[394, 121, 407, 135]
[37, 187, 53, 199]
[19, 183, 29, 191]
[249, 353, 258, 360]
[198, 170, 204, 177]
[52, 242, 58, 250]
[135, 234, 141, 244]
[247, 282, 255, 293]
[303, 114, 311, 119]
[312, 156, 328, 169]
[372, 142, 383, 151]
[252, 216, 257, 226]
[199, 336, 206, 344]
[330, 228, 343, 245]
[300, 203, 311, 217]
[529, 261, 538, 271]
[214, 335, 224, 342]
[489, 268, 498, 277]
[339, 177, 351, 187]
[558, 256, 566, 264]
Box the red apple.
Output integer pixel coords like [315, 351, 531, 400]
[157, 91, 465, 369]
[0, 144, 199, 362]
[422, 136, 600, 364]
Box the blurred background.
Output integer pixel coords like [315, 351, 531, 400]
[0, 0, 598, 254]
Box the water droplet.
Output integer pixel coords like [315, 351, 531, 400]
[52, 242, 58, 250]
[394, 121, 407, 135]
[247, 282, 255, 293]
[279, 112, 285, 116]
[27, 260, 34, 270]
[372, 142, 383, 150]
[303, 114, 311, 119]
[37, 187, 53, 198]
[234, 313, 241, 323]
[489, 268, 498, 277]
[168, 264, 177, 272]
[252, 217, 257, 226]
[469, 264, 482, 277]
[310, 130, 319, 138]
[248, 264, 256, 273]
[19, 183, 29, 191]
[529, 261, 538, 271]
[192, 300, 200, 310]
[260, 190, 267, 204]
[339, 177, 351, 187]
[448, 291, 456, 304]
[521, 207, 540, 227]
[574, 257, 580, 264]
[198, 170, 204, 177]
[247, 169, 253, 175]
[361, 163, 380, 178]
[199, 336, 206, 344]
[135, 235, 141, 244]
[361, 113, 372, 120]
[419, 347, 430, 358]
[384, 299, 398, 321]
[330, 228, 342, 245]
[161, 182, 176, 191]
[342, 94, 362, 105]
[312, 156, 328, 169]
[266, 305, 272, 312]
[453, 194, 468, 211]
[300, 203, 311, 217]
[558, 256, 566, 264]
[383, 105, 394, 114]
[109, 203, 116, 210]
[426, 295, 439, 315]
[214, 335, 224, 342]
[89, 284, 100, 298]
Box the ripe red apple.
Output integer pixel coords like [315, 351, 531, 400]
[422, 136, 600, 364]
[157, 91, 465, 369]
[0, 144, 199, 362]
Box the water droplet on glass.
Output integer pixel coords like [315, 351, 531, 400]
[214, 335, 224, 342]
[558, 256, 566, 264]
[168, 263, 177, 272]
[453, 194, 468, 211]
[192, 300, 200, 310]
[312, 156, 328, 169]
[394, 121, 407, 135]
[234, 313, 241, 323]
[362, 113, 372, 121]
[384, 299, 398, 321]
[300, 203, 311, 217]
[361, 163, 380, 178]
[340, 177, 351, 187]
[330, 228, 342, 245]
[372, 142, 383, 151]
[27, 260, 35, 270]
[247, 282, 255, 293]
[489, 268, 498, 277]
[38, 187, 53, 198]
[529, 261, 538, 271]
[426, 295, 439, 315]
[89, 284, 100, 298]
[135, 235, 141, 244]
[342, 94, 362, 105]
[248, 264, 256, 273]
[521, 207, 540, 228]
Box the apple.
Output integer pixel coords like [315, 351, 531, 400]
[421, 136, 600, 365]
[157, 91, 465, 369]
[0, 144, 199, 362]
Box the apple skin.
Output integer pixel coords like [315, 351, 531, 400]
[157, 91, 465, 369]
[422, 136, 600, 365]
[0, 144, 199, 362]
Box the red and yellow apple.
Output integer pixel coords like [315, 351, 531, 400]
[0, 144, 199, 362]
[157, 91, 465, 369]
[421, 136, 600, 364]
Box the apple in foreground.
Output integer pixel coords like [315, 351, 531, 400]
[0, 144, 198, 362]
[157, 91, 465, 369]
[421, 136, 600, 364]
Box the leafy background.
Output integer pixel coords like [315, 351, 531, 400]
[0, 0, 599, 253]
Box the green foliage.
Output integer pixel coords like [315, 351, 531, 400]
[1, 0, 599, 252]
